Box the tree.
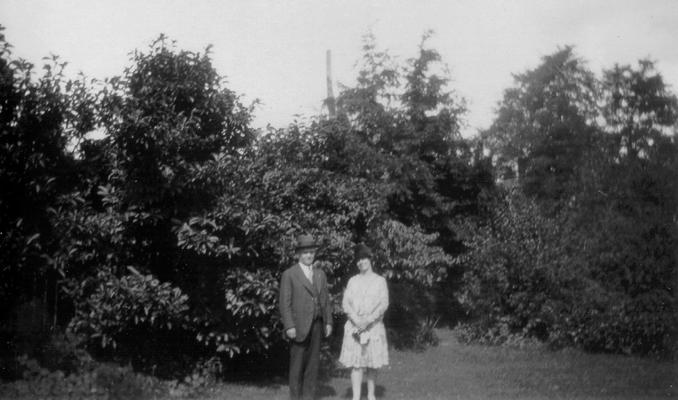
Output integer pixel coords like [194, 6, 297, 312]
[331, 32, 496, 334]
[61, 37, 259, 375]
[336, 32, 492, 252]
[98, 35, 255, 278]
[0, 26, 96, 359]
[464, 52, 678, 356]
[483, 47, 599, 203]
[602, 59, 678, 160]
[581, 59, 678, 355]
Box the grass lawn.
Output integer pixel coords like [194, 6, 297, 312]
[203, 329, 677, 400]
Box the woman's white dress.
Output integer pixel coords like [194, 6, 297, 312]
[338, 273, 389, 369]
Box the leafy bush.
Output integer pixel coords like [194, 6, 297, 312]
[68, 268, 189, 349]
[457, 192, 580, 343]
[0, 26, 95, 357]
[368, 219, 454, 349]
[198, 268, 282, 359]
[66, 267, 194, 376]
[372, 219, 452, 285]
[0, 356, 168, 400]
[475, 49, 678, 357]
[457, 190, 677, 356]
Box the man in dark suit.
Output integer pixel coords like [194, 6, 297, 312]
[279, 234, 333, 400]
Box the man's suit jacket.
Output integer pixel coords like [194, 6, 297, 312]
[279, 264, 332, 342]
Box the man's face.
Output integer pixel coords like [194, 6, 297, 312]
[298, 249, 316, 266]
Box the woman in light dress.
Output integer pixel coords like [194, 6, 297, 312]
[338, 243, 389, 400]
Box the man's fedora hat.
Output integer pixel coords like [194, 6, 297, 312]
[354, 243, 372, 260]
[295, 234, 319, 252]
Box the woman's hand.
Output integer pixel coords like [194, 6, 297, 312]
[354, 318, 369, 331]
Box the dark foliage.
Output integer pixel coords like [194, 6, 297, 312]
[1, 26, 676, 391]
[470, 49, 678, 356]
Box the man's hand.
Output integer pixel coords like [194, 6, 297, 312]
[325, 324, 332, 338]
[286, 328, 297, 340]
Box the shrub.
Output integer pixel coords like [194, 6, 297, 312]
[66, 267, 194, 376]
[197, 267, 282, 360]
[457, 191, 585, 344]
[0, 356, 168, 400]
[369, 220, 454, 349]
[457, 190, 677, 356]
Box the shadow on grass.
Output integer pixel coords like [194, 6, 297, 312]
[337, 383, 386, 399]
[222, 341, 341, 393]
[317, 383, 337, 398]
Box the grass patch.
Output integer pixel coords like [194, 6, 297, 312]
[210, 329, 677, 400]
[3, 329, 675, 399]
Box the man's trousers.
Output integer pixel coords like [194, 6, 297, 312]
[288, 319, 322, 400]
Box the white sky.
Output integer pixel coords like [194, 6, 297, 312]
[1, 0, 677, 137]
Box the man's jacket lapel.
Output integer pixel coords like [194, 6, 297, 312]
[312, 266, 322, 293]
[294, 264, 315, 295]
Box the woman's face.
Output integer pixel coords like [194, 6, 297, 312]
[357, 258, 371, 273]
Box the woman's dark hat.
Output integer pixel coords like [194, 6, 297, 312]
[295, 234, 319, 252]
[354, 243, 372, 260]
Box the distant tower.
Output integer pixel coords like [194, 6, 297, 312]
[325, 49, 336, 118]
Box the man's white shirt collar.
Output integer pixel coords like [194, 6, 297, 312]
[299, 262, 313, 282]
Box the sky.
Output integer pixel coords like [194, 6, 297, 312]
[1, 0, 677, 137]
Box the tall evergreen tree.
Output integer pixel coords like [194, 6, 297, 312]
[483, 47, 599, 204]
